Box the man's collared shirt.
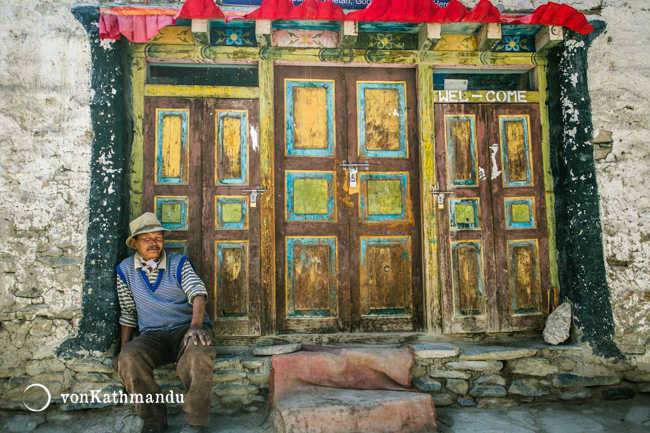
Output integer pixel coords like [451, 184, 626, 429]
[116, 251, 208, 328]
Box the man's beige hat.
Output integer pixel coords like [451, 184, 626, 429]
[126, 212, 171, 247]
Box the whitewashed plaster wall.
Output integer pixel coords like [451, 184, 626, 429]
[0, 0, 648, 383]
[0, 0, 92, 374]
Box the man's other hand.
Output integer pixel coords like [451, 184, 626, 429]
[113, 354, 120, 371]
[183, 324, 211, 347]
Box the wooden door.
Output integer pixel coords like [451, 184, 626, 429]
[435, 103, 550, 333]
[143, 96, 262, 336]
[274, 66, 422, 334]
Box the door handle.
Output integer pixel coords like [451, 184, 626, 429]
[340, 161, 369, 188]
[431, 189, 453, 209]
[242, 187, 266, 208]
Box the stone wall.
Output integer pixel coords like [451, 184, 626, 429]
[0, 0, 649, 415]
[410, 342, 649, 408]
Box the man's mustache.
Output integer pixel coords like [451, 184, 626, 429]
[148, 246, 160, 250]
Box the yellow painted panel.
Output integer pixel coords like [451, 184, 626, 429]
[293, 87, 328, 149]
[451, 119, 473, 182]
[148, 26, 194, 45]
[161, 115, 182, 179]
[222, 116, 242, 180]
[505, 120, 528, 182]
[365, 88, 400, 151]
[434, 34, 477, 51]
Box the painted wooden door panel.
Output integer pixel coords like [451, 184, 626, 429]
[202, 98, 261, 336]
[275, 66, 422, 334]
[435, 103, 549, 333]
[144, 97, 261, 336]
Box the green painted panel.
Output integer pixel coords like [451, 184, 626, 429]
[293, 179, 329, 215]
[512, 203, 531, 223]
[222, 203, 243, 223]
[368, 180, 402, 215]
[161, 203, 182, 223]
[456, 204, 475, 225]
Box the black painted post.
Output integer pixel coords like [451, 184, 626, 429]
[56, 6, 130, 358]
[547, 22, 620, 358]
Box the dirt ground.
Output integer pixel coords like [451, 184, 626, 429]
[2, 394, 649, 432]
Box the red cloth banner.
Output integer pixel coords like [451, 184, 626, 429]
[98, 0, 594, 41]
[502, 2, 593, 34]
[244, 0, 345, 21]
[174, 0, 225, 20]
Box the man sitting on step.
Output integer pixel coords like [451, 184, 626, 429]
[113, 212, 215, 433]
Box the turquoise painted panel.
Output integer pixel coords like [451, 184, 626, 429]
[272, 20, 341, 31]
[286, 237, 337, 317]
[285, 80, 335, 157]
[358, 82, 407, 158]
[500, 116, 532, 187]
[360, 237, 410, 315]
[217, 111, 248, 185]
[216, 196, 248, 230]
[449, 199, 480, 230]
[447, 115, 478, 186]
[505, 197, 536, 229]
[216, 242, 248, 317]
[155, 196, 188, 230]
[451, 241, 483, 316]
[358, 22, 420, 33]
[156, 110, 188, 185]
[501, 24, 543, 36]
[286, 171, 336, 222]
[493, 36, 535, 53]
[164, 241, 187, 256]
[359, 172, 408, 223]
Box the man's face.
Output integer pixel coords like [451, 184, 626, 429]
[131, 231, 164, 261]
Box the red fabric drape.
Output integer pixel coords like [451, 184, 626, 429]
[503, 2, 594, 34]
[98, 0, 594, 41]
[244, 0, 345, 21]
[174, 0, 225, 20]
[99, 7, 177, 42]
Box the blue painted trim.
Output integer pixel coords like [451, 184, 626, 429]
[500, 116, 532, 187]
[360, 237, 410, 316]
[449, 198, 480, 230]
[451, 241, 483, 316]
[501, 24, 543, 36]
[272, 19, 341, 31]
[156, 110, 188, 185]
[358, 22, 421, 33]
[440, 23, 482, 35]
[285, 80, 335, 157]
[216, 196, 248, 229]
[286, 171, 336, 222]
[505, 198, 536, 229]
[155, 196, 189, 231]
[216, 242, 248, 317]
[359, 172, 408, 223]
[217, 111, 248, 185]
[286, 237, 337, 318]
[164, 241, 187, 257]
[358, 82, 407, 158]
[446, 115, 478, 186]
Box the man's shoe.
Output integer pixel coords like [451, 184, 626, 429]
[141, 421, 167, 433]
[179, 423, 203, 433]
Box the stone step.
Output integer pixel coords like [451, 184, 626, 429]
[271, 388, 438, 433]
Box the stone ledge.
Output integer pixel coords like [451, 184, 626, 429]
[459, 347, 539, 361]
[410, 343, 460, 359]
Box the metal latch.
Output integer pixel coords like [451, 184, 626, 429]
[242, 187, 266, 208]
[431, 189, 453, 209]
[340, 161, 370, 188]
